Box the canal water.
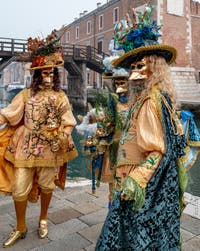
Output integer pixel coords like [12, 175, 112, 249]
[67, 122, 91, 180]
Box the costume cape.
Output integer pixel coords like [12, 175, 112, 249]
[95, 94, 187, 251]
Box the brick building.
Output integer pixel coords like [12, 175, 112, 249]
[59, 0, 200, 101]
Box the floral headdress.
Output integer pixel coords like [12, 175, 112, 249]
[27, 30, 64, 70]
[112, 5, 177, 68]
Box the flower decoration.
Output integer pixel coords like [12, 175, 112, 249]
[27, 29, 61, 58]
[26, 29, 64, 70]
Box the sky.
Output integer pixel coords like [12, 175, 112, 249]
[1, 0, 200, 40]
[1, 0, 107, 39]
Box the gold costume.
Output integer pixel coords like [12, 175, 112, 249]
[114, 90, 165, 191]
[0, 88, 78, 200]
[0, 125, 16, 194]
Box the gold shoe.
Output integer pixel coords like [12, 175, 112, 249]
[38, 219, 48, 239]
[3, 228, 27, 248]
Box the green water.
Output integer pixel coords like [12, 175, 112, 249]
[67, 110, 91, 180]
[186, 156, 200, 197]
[67, 124, 91, 179]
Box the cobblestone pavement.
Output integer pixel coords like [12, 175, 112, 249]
[0, 180, 200, 251]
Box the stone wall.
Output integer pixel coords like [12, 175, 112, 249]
[171, 66, 200, 101]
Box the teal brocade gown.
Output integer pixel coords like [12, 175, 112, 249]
[95, 95, 187, 251]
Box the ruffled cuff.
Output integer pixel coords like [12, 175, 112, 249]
[122, 176, 146, 210]
[0, 113, 7, 125]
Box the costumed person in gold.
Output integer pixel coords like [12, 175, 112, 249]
[96, 6, 189, 250]
[0, 30, 78, 247]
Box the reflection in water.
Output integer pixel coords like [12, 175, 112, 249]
[186, 157, 200, 197]
[67, 109, 91, 179]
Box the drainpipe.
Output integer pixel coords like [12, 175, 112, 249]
[93, 11, 97, 88]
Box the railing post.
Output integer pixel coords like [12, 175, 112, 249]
[23, 44, 26, 52]
[73, 44, 75, 59]
[11, 39, 14, 55]
[86, 45, 92, 60]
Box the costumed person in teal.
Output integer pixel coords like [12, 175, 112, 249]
[101, 56, 130, 208]
[0, 30, 78, 247]
[95, 5, 189, 251]
[76, 53, 130, 208]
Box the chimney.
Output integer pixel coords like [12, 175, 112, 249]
[83, 10, 88, 15]
[97, 2, 101, 8]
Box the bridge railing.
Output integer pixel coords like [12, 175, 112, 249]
[0, 38, 108, 72]
[61, 43, 108, 63]
[0, 38, 27, 54]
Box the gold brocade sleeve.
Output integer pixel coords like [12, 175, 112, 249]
[0, 90, 25, 126]
[58, 91, 77, 134]
[136, 98, 165, 154]
[129, 98, 165, 188]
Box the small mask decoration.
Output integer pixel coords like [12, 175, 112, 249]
[114, 79, 128, 94]
[96, 126, 106, 137]
[129, 58, 148, 80]
[113, 79, 129, 103]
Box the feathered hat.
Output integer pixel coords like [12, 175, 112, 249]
[112, 5, 177, 68]
[27, 30, 64, 70]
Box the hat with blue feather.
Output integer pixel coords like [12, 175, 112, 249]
[112, 5, 177, 68]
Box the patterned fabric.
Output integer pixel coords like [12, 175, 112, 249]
[95, 94, 187, 251]
[1, 89, 77, 168]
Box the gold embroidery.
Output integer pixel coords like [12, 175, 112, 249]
[140, 153, 160, 169]
[129, 172, 147, 189]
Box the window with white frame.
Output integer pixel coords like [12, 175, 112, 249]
[167, 0, 184, 16]
[113, 7, 119, 23]
[75, 26, 79, 39]
[87, 21, 91, 34]
[99, 15, 103, 30]
[66, 31, 70, 42]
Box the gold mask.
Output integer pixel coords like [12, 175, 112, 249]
[41, 68, 54, 84]
[129, 59, 148, 80]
